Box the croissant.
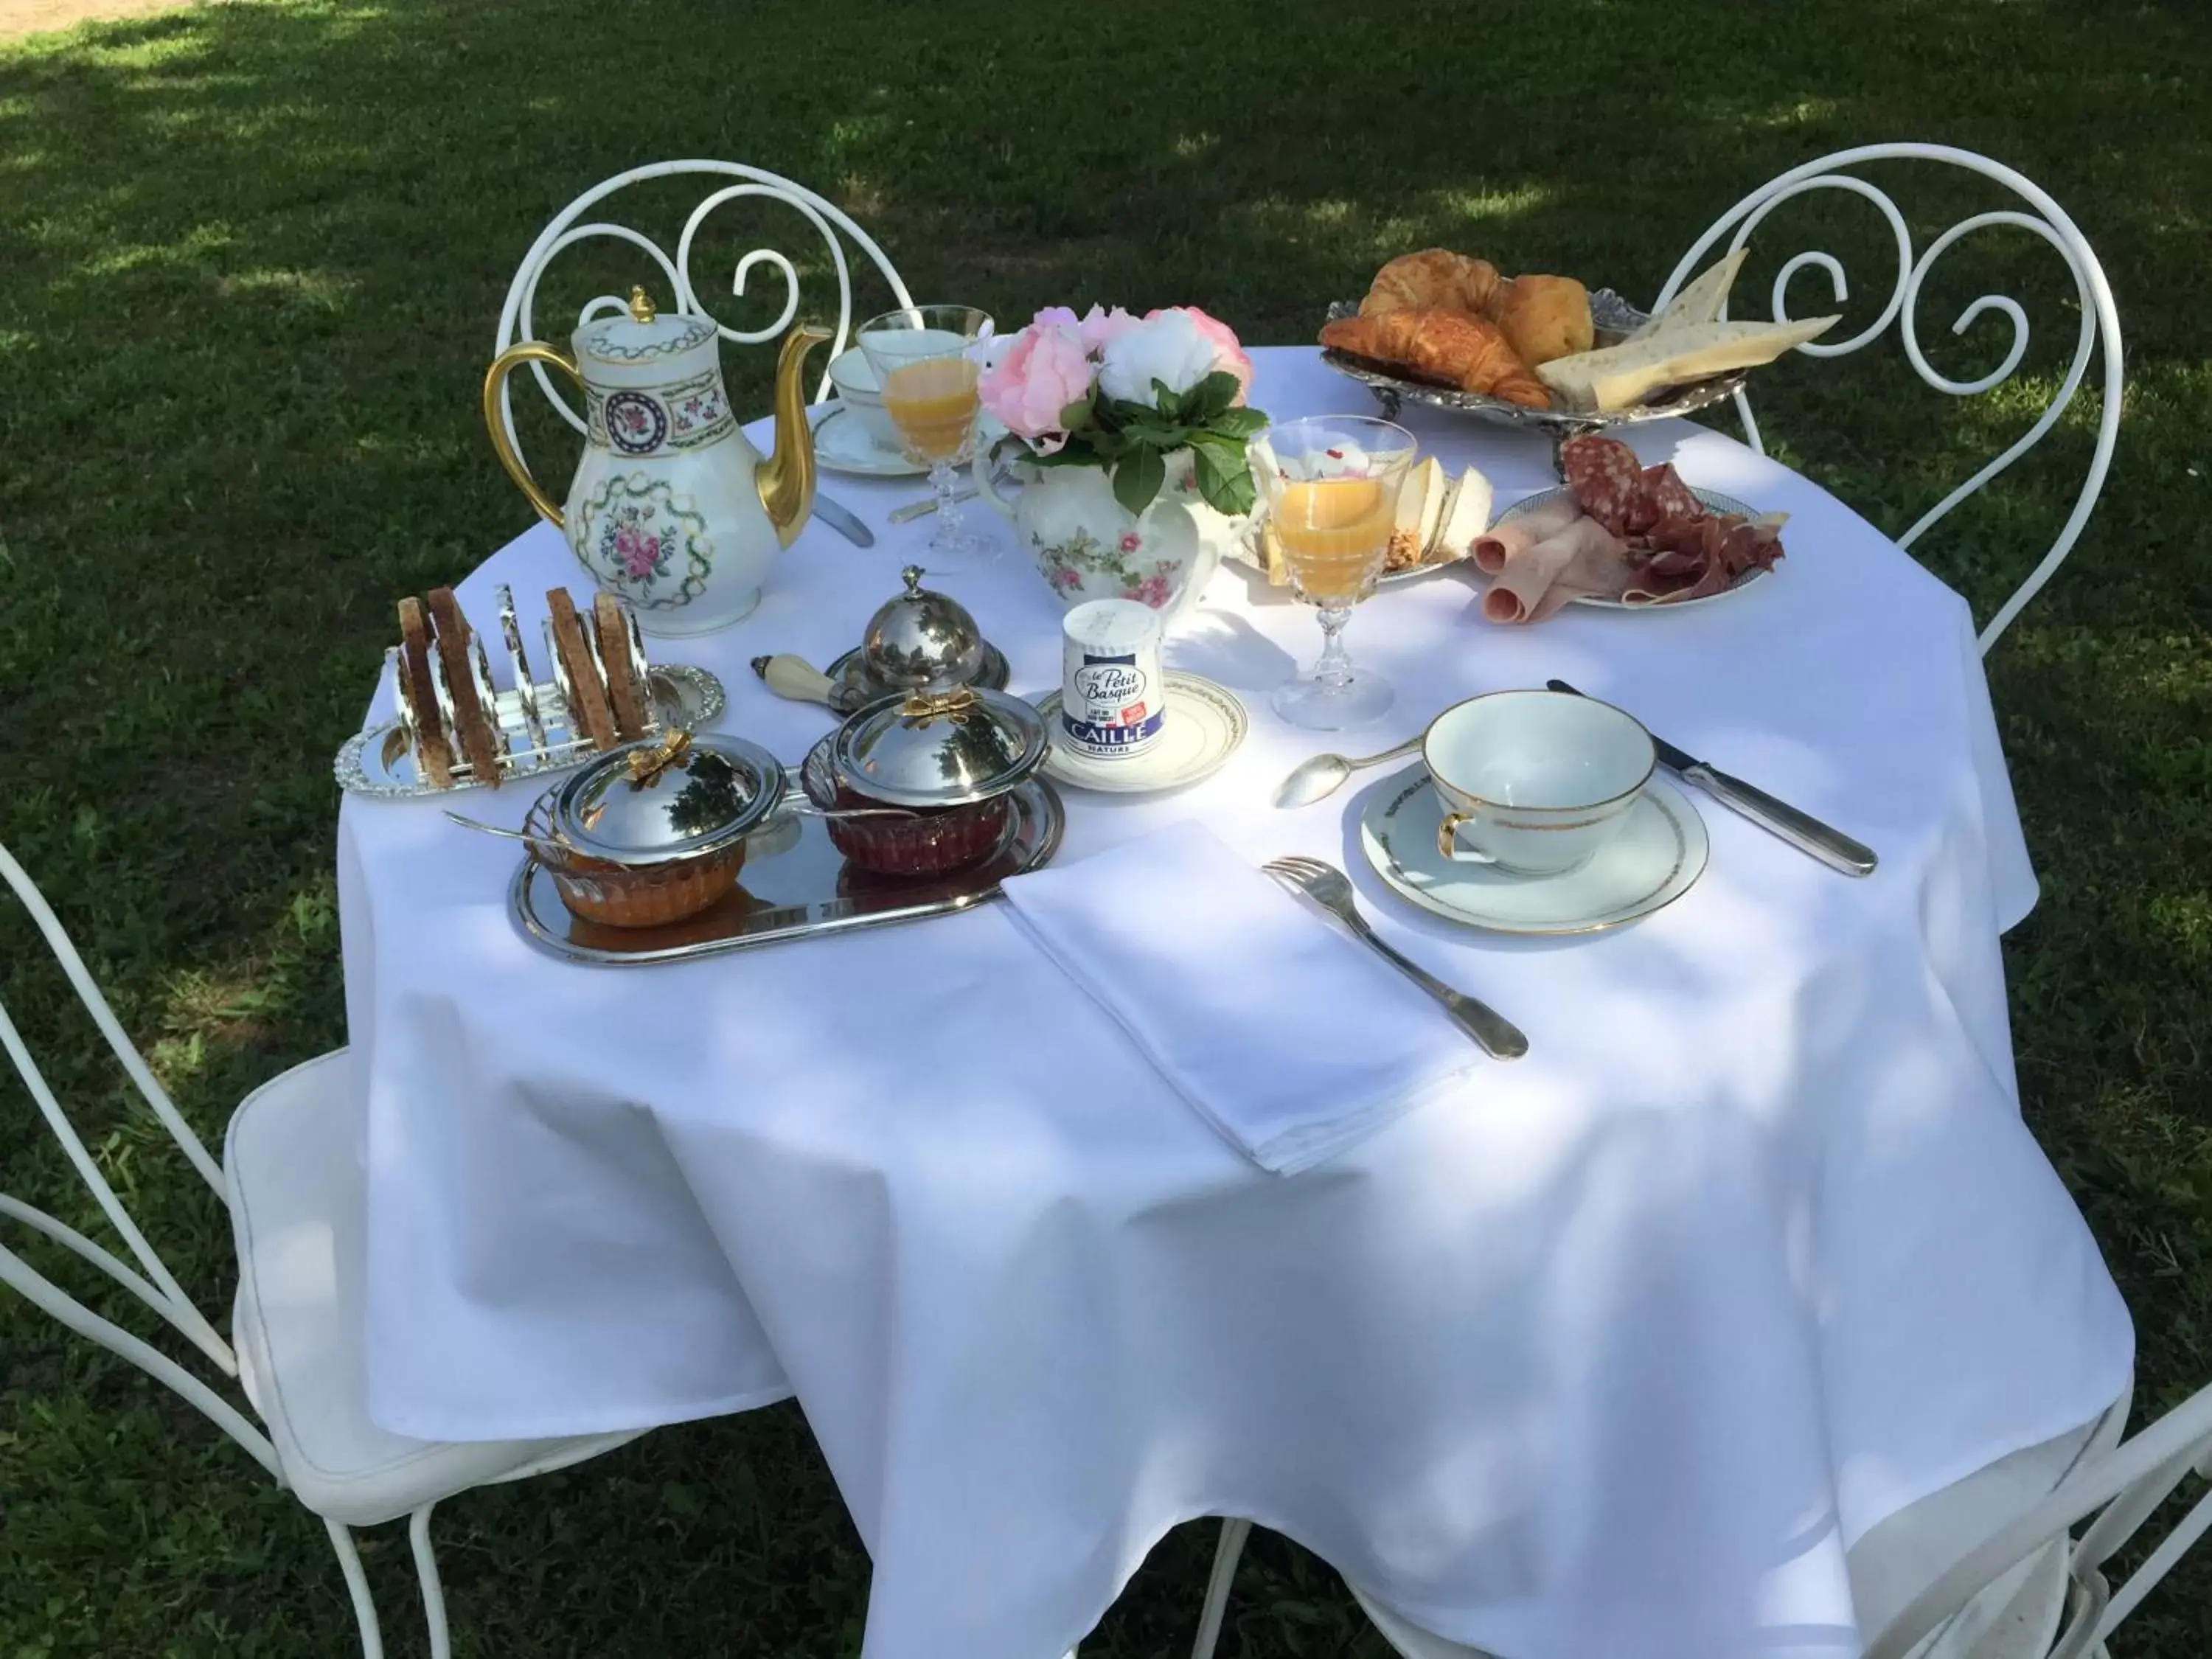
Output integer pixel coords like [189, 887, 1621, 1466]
[1320, 308, 1552, 408]
[1359, 249, 1504, 318]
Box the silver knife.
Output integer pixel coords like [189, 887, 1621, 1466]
[1548, 679, 1877, 877]
[811, 490, 874, 548]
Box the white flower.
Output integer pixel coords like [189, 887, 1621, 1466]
[1096, 310, 1221, 407]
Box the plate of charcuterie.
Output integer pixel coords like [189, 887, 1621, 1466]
[1468, 435, 1785, 622]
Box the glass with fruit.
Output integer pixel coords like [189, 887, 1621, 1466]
[1254, 415, 1418, 728]
[859, 305, 995, 569]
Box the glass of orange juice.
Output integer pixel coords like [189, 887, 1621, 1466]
[858, 305, 995, 568]
[1256, 415, 1418, 728]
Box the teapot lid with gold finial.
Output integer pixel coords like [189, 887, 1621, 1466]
[571, 284, 720, 369]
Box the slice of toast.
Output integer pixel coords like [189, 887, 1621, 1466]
[425, 588, 504, 787]
[395, 597, 454, 788]
[547, 588, 620, 751]
[592, 592, 650, 741]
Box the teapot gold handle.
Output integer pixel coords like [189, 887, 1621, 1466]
[482, 343, 585, 529]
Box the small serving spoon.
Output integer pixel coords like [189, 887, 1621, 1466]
[1273, 735, 1425, 808]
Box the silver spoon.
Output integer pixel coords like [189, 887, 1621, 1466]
[444, 810, 556, 848]
[1273, 734, 1425, 808]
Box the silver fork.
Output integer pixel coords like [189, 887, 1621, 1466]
[1263, 855, 1528, 1060]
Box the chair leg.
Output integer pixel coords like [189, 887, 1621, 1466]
[1192, 1517, 1253, 1659]
[408, 1501, 452, 1659]
[324, 1518, 386, 1659]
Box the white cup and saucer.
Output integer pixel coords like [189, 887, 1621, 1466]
[1359, 689, 1710, 934]
[814, 348, 1006, 479]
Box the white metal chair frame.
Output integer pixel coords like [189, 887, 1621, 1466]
[1649, 142, 2123, 654]
[492, 159, 917, 480]
[1192, 1380, 2212, 1659]
[0, 839, 613, 1658]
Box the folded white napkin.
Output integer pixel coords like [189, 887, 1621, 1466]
[999, 821, 1482, 1175]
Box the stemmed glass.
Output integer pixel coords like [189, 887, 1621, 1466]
[1254, 415, 1418, 729]
[858, 305, 995, 570]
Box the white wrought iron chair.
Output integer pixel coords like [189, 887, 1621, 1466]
[492, 159, 916, 482]
[1648, 142, 2122, 655]
[1187, 1380, 2212, 1659]
[0, 838, 639, 1658]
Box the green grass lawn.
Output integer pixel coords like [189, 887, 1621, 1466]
[3, 0, 2209, 1653]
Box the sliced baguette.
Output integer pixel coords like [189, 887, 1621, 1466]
[592, 593, 650, 740]
[1631, 247, 1749, 341]
[425, 588, 504, 788]
[1538, 314, 1840, 412]
[547, 588, 620, 751]
[394, 597, 453, 788]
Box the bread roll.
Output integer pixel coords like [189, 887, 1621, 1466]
[1320, 308, 1551, 408]
[1490, 275, 1593, 366]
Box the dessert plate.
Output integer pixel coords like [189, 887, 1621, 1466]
[1031, 672, 1247, 794]
[1360, 765, 1708, 935]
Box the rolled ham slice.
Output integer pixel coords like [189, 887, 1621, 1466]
[1471, 495, 1580, 574]
[1481, 515, 1628, 624]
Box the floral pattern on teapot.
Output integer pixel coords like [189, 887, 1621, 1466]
[574, 473, 716, 613]
[585, 372, 735, 457]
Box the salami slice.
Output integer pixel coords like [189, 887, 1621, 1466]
[1641, 463, 1703, 524]
[1559, 435, 1644, 536]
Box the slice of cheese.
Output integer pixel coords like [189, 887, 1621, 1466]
[1630, 247, 1749, 342]
[1427, 465, 1495, 562]
[1537, 315, 1840, 412]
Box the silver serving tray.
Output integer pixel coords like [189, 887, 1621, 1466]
[1320, 289, 1749, 432]
[336, 664, 726, 799]
[507, 775, 1065, 965]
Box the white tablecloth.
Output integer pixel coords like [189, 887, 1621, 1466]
[340, 348, 2131, 1659]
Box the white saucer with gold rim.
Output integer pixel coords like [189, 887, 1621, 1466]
[1360, 763, 1708, 935]
[1032, 672, 1248, 794]
[810, 402, 1009, 480]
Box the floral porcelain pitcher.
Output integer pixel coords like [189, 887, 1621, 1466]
[484, 288, 830, 636]
[977, 437, 1251, 621]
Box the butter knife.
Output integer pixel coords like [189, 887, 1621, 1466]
[812, 491, 874, 548]
[1546, 679, 1877, 877]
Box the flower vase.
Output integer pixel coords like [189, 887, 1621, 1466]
[976, 437, 1252, 622]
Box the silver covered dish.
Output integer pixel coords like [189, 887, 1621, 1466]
[830, 685, 1048, 811]
[528, 731, 787, 928]
[862, 564, 987, 689]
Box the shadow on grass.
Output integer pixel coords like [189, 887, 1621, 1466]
[2, 0, 2211, 1654]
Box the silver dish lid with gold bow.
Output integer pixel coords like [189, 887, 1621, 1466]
[830, 684, 1048, 810]
[549, 731, 787, 864]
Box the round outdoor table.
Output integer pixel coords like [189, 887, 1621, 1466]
[337, 347, 2131, 1659]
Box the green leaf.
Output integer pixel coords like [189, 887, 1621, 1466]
[1112, 445, 1168, 517]
[1057, 394, 1094, 432]
[1204, 406, 1270, 439]
[1180, 370, 1239, 422]
[1190, 440, 1258, 518]
[1121, 420, 1185, 449]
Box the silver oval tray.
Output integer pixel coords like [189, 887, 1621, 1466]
[337, 664, 726, 799]
[1320, 289, 1749, 431]
[509, 773, 1065, 964]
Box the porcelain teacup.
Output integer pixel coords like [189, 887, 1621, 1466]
[825, 348, 902, 451]
[1425, 690, 1656, 876]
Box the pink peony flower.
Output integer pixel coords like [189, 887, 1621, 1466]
[978, 323, 1093, 456]
[1031, 305, 1082, 332]
[1145, 305, 1254, 405]
[1076, 305, 1141, 357]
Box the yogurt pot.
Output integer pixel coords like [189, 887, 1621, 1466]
[1059, 599, 1165, 761]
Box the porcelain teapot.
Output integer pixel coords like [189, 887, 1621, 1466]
[484, 288, 830, 636]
